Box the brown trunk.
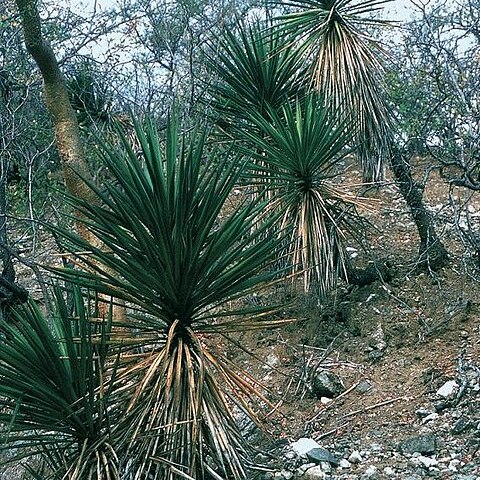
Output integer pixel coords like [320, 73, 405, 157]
[390, 148, 449, 271]
[16, 0, 126, 321]
[15, 0, 97, 227]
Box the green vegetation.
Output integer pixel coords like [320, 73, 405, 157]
[1, 0, 478, 477]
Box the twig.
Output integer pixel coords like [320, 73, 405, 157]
[313, 422, 350, 441]
[306, 381, 360, 424]
[341, 396, 404, 420]
[266, 377, 294, 418]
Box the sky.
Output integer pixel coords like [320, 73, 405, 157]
[65, 0, 417, 69]
[73, 0, 415, 22]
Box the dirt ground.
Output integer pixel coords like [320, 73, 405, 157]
[231, 159, 480, 474]
[3, 157, 480, 479]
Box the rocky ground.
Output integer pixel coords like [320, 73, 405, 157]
[2, 161, 480, 479]
[238, 165, 480, 479]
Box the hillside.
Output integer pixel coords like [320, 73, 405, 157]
[227, 163, 480, 480]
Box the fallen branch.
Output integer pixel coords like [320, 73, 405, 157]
[314, 422, 350, 440]
[306, 381, 360, 424]
[341, 396, 404, 420]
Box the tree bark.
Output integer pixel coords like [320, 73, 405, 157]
[390, 148, 449, 271]
[15, 0, 98, 233]
[15, 0, 126, 320]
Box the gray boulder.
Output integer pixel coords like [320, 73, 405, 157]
[312, 371, 346, 399]
[306, 447, 339, 466]
[398, 434, 438, 455]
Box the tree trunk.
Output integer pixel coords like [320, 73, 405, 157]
[15, 0, 97, 225]
[15, 0, 126, 320]
[390, 148, 449, 271]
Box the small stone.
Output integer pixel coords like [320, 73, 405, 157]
[306, 447, 339, 466]
[417, 456, 438, 468]
[416, 407, 434, 418]
[422, 413, 439, 424]
[292, 438, 321, 457]
[370, 323, 387, 351]
[264, 353, 279, 368]
[304, 465, 327, 480]
[319, 462, 331, 473]
[297, 463, 316, 475]
[356, 381, 373, 394]
[369, 350, 384, 362]
[369, 442, 383, 452]
[448, 459, 460, 472]
[436, 380, 459, 398]
[280, 469, 294, 480]
[383, 466, 395, 475]
[434, 401, 448, 412]
[320, 397, 332, 404]
[398, 434, 438, 455]
[363, 465, 378, 478]
[339, 459, 351, 469]
[311, 371, 346, 399]
[348, 450, 363, 464]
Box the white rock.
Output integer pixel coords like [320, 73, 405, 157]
[422, 412, 439, 424]
[418, 456, 438, 468]
[320, 397, 332, 404]
[280, 469, 294, 480]
[339, 459, 351, 469]
[436, 380, 459, 397]
[363, 465, 377, 477]
[448, 459, 461, 471]
[297, 463, 316, 475]
[292, 438, 321, 457]
[320, 462, 331, 473]
[370, 323, 387, 351]
[264, 353, 279, 368]
[348, 450, 363, 464]
[304, 465, 327, 480]
[383, 466, 395, 475]
[415, 407, 434, 418]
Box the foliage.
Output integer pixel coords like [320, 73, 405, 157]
[274, 0, 395, 181]
[0, 288, 121, 480]
[45, 117, 288, 479]
[66, 59, 114, 129]
[388, 0, 480, 179]
[207, 20, 367, 295]
[206, 21, 304, 133]
[243, 94, 365, 294]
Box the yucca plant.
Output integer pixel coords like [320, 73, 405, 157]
[0, 287, 121, 480]
[274, 0, 395, 181]
[48, 117, 289, 479]
[206, 21, 305, 135]
[66, 60, 114, 129]
[207, 21, 367, 295]
[242, 93, 366, 294]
